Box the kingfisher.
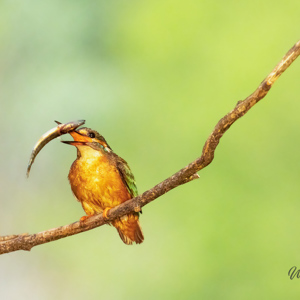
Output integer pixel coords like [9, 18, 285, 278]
[62, 127, 144, 245]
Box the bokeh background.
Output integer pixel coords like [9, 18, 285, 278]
[0, 1, 300, 299]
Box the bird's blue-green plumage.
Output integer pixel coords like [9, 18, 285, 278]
[116, 158, 138, 198]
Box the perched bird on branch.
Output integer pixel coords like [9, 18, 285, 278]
[63, 127, 144, 245]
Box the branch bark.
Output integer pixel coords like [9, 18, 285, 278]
[1, 40, 299, 255]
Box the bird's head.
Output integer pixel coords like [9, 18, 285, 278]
[62, 127, 112, 155]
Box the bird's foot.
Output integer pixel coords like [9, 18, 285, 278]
[80, 215, 93, 223]
[103, 207, 112, 220]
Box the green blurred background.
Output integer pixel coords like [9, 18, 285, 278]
[1, 1, 300, 299]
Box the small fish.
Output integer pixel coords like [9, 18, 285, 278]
[26, 120, 85, 177]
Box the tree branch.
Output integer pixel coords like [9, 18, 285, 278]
[1, 40, 299, 255]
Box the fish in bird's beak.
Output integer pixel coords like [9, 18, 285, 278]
[26, 120, 85, 177]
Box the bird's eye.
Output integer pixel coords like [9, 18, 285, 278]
[88, 132, 95, 138]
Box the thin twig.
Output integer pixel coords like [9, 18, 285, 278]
[1, 40, 299, 255]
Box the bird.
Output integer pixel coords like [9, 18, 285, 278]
[62, 127, 144, 245]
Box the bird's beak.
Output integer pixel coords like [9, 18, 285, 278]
[62, 130, 92, 146]
[62, 141, 86, 146]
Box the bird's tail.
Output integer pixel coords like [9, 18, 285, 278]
[112, 213, 144, 245]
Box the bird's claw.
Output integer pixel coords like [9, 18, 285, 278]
[103, 207, 112, 220]
[80, 215, 92, 223]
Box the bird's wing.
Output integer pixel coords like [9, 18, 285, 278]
[116, 156, 138, 198]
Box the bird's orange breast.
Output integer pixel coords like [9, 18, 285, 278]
[68, 147, 131, 216]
